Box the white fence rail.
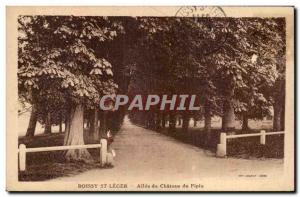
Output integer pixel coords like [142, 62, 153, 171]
[18, 139, 111, 171]
[216, 130, 284, 157]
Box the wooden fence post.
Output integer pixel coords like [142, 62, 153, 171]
[217, 132, 227, 157]
[100, 139, 107, 167]
[19, 144, 26, 171]
[260, 130, 266, 145]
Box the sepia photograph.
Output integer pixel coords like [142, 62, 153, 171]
[6, 6, 294, 191]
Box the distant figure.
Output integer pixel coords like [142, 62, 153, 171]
[106, 130, 116, 165]
[106, 130, 114, 145]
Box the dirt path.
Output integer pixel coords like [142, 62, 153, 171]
[52, 116, 283, 186]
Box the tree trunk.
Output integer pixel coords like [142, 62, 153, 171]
[63, 104, 92, 161]
[161, 113, 166, 128]
[182, 113, 190, 132]
[59, 113, 63, 133]
[44, 112, 52, 134]
[273, 79, 285, 131]
[155, 112, 161, 130]
[273, 103, 284, 131]
[87, 120, 90, 129]
[242, 114, 249, 131]
[144, 113, 149, 128]
[177, 117, 182, 126]
[204, 102, 212, 148]
[205, 105, 211, 132]
[94, 108, 99, 133]
[280, 105, 285, 130]
[89, 110, 95, 135]
[149, 113, 156, 129]
[169, 113, 176, 132]
[99, 111, 107, 139]
[222, 97, 235, 132]
[25, 104, 38, 137]
[89, 108, 99, 139]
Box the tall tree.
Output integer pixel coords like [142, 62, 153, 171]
[25, 104, 38, 137]
[18, 16, 121, 161]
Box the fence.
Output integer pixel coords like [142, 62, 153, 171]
[216, 130, 285, 157]
[18, 139, 110, 171]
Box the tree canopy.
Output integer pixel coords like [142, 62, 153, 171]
[18, 16, 286, 160]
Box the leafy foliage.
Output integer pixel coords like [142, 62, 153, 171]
[18, 16, 285, 132]
[128, 17, 285, 123]
[18, 16, 123, 125]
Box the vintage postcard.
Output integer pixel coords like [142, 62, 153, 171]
[6, 6, 294, 191]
